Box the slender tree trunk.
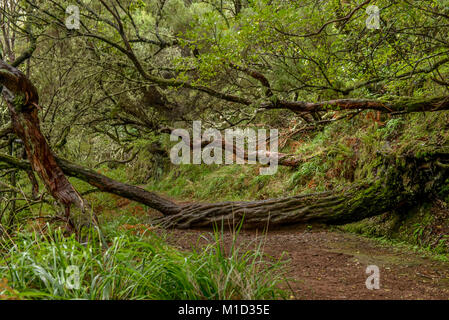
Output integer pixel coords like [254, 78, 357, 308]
[7, 138, 16, 227]
[0, 60, 86, 229]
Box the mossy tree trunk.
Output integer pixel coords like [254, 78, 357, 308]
[156, 155, 449, 228]
[1, 151, 448, 229]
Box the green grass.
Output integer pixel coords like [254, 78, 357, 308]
[145, 163, 291, 201]
[0, 225, 288, 300]
[338, 204, 449, 260]
[2, 111, 448, 300]
[367, 235, 449, 263]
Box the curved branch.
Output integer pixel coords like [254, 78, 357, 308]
[264, 96, 449, 113]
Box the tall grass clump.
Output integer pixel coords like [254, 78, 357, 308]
[0, 226, 287, 300]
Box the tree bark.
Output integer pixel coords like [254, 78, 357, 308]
[264, 96, 449, 114]
[0, 60, 86, 223]
[1, 150, 447, 229]
[160, 126, 308, 168]
[0, 153, 180, 215]
[157, 155, 449, 228]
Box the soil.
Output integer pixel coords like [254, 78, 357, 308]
[105, 196, 449, 299]
[158, 226, 449, 300]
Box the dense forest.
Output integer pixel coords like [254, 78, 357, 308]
[0, 0, 449, 300]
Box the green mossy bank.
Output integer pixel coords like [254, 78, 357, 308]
[135, 111, 449, 251]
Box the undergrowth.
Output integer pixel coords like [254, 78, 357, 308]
[1, 111, 448, 300]
[0, 225, 287, 300]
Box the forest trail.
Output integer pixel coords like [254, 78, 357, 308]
[160, 227, 449, 300]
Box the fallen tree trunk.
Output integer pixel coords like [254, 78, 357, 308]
[159, 126, 308, 168]
[157, 154, 449, 228]
[1, 149, 448, 229]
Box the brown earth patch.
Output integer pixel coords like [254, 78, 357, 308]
[157, 226, 449, 300]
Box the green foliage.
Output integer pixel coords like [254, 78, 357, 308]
[2, 0, 449, 300]
[0, 226, 287, 300]
[145, 162, 290, 201]
[340, 201, 449, 259]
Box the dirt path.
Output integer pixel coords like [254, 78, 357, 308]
[161, 227, 449, 300]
